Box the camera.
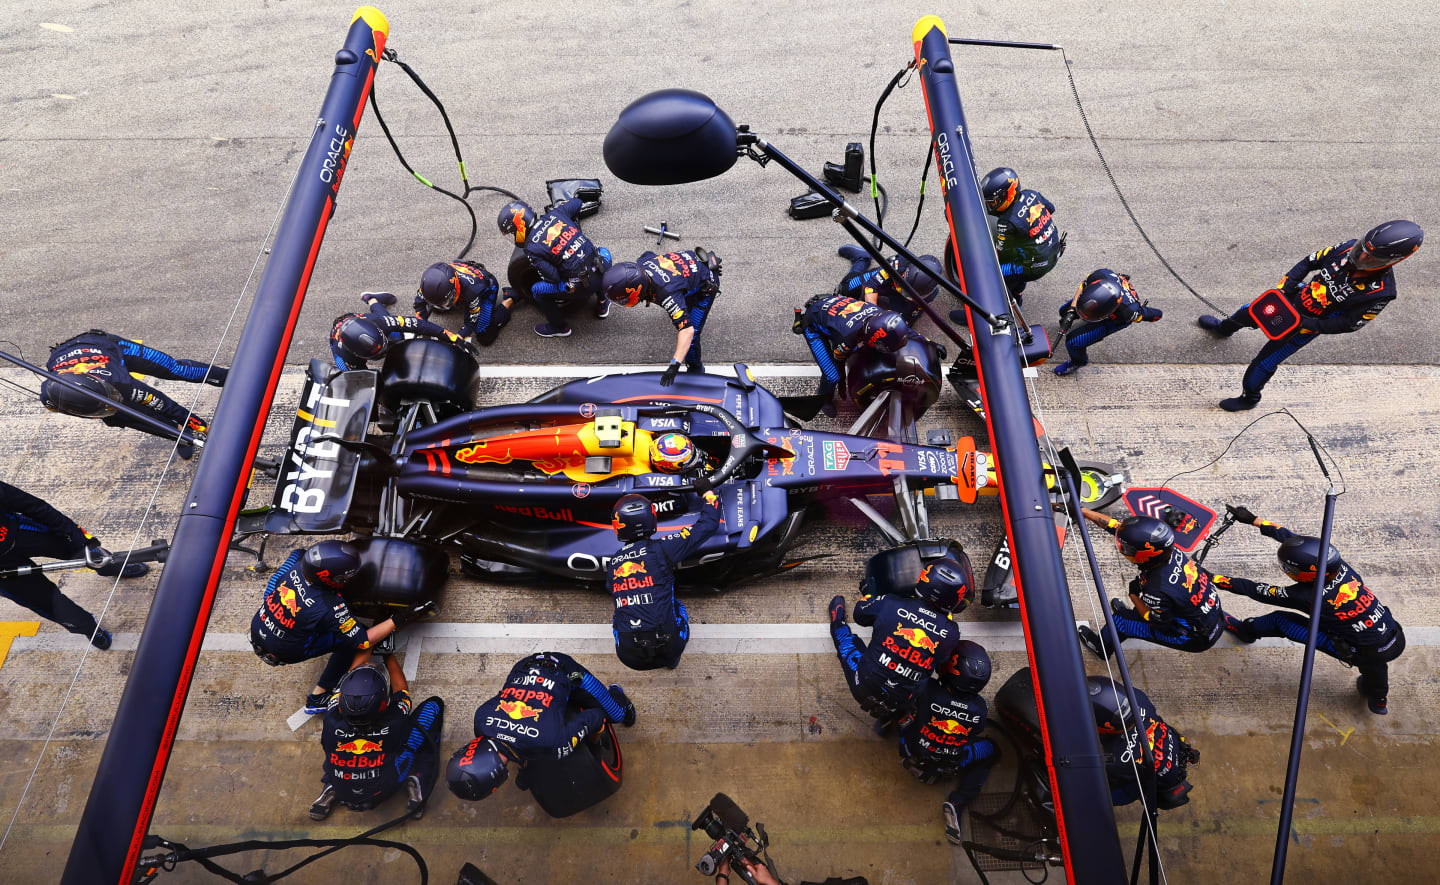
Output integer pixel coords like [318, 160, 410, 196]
[692, 793, 775, 884]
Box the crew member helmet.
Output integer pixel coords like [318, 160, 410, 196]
[497, 200, 535, 246]
[915, 555, 976, 614]
[895, 254, 945, 300]
[612, 494, 659, 542]
[1276, 535, 1341, 581]
[335, 664, 389, 722]
[1350, 220, 1423, 272]
[446, 737, 510, 801]
[1087, 676, 1140, 736]
[980, 167, 1020, 214]
[418, 262, 462, 311]
[602, 262, 651, 307]
[863, 310, 908, 354]
[302, 540, 364, 589]
[41, 374, 121, 419]
[939, 639, 992, 695]
[595, 247, 613, 272]
[1114, 516, 1175, 566]
[1076, 277, 1124, 322]
[334, 315, 388, 362]
[650, 432, 699, 474]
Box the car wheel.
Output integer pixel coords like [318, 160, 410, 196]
[378, 339, 478, 413]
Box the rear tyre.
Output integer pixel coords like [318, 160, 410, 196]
[344, 537, 450, 620]
[378, 339, 478, 413]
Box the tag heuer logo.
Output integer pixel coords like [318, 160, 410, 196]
[823, 440, 851, 471]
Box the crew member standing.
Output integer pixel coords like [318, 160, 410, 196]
[602, 248, 722, 383]
[607, 491, 722, 671]
[40, 330, 227, 458]
[1053, 269, 1162, 376]
[962, 166, 1064, 306]
[1076, 508, 1230, 658]
[1220, 506, 1405, 714]
[414, 261, 514, 346]
[0, 480, 149, 649]
[1198, 220, 1423, 411]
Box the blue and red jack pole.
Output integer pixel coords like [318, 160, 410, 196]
[61, 9, 390, 883]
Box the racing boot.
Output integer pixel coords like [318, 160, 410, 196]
[304, 691, 331, 715]
[828, 595, 847, 639]
[608, 683, 637, 726]
[594, 294, 611, 319]
[1225, 614, 1258, 644]
[309, 784, 338, 821]
[1197, 314, 1240, 337]
[1052, 360, 1085, 377]
[949, 308, 968, 324]
[1358, 676, 1388, 716]
[1077, 624, 1116, 660]
[1219, 393, 1261, 412]
[941, 801, 964, 846]
[837, 243, 871, 272]
[90, 627, 112, 651]
[534, 322, 572, 338]
[405, 774, 427, 819]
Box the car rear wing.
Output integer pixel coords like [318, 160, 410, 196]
[265, 359, 377, 533]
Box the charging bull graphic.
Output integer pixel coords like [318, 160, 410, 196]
[893, 626, 939, 652]
[498, 700, 543, 721]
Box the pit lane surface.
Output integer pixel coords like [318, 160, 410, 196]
[2, 1, 1439, 882]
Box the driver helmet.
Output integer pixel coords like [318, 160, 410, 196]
[335, 664, 389, 722]
[862, 310, 908, 354]
[1114, 516, 1175, 567]
[1076, 276, 1124, 322]
[612, 494, 658, 542]
[939, 639, 992, 695]
[334, 315, 388, 362]
[603, 262, 651, 307]
[447, 737, 510, 801]
[418, 262, 461, 311]
[894, 254, 945, 301]
[41, 374, 121, 418]
[650, 432, 699, 474]
[914, 555, 976, 614]
[1349, 220, 1423, 272]
[980, 167, 1020, 214]
[301, 540, 364, 589]
[1276, 535, 1341, 581]
[497, 200, 535, 246]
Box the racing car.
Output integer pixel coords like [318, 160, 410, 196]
[236, 337, 1122, 599]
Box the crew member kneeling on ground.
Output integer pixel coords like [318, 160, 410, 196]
[41, 330, 227, 459]
[609, 489, 723, 671]
[793, 293, 909, 417]
[414, 261, 514, 346]
[834, 244, 944, 325]
[828, 558, 973, 721]
[0, 480, 149, 650]
[309, 653, 445, 821]
[445, 652, 635, 803]
[1076, 508, 1230, 658]
[602, 248, 722, 383]
[896, 641, 1000, 846]
[498, 199, 613, 338]
[249, 542, 432, 714]
[1091, 679, 1199, 809]
[1220, 506, 1405, 715]
[330, 291, 463, 371]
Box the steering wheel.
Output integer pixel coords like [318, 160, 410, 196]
[672, 403, 765, 493]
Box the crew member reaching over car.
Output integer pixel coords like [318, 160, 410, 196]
[608, 491, 723, 670]
[602, 248, 722, 383]
[793, 293, 909, 417]
[330, 292, 462, 370]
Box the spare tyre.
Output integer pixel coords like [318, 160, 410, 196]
[378, 338, 478, 413]
[527, 719, 624, 818]
[345, 536, 449, 620]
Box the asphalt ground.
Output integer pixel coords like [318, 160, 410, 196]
[2, 1, 1439, 883]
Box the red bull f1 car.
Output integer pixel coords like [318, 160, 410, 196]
[236, 338, 1122, 595]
